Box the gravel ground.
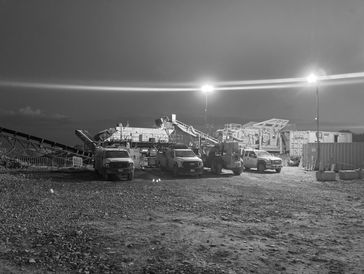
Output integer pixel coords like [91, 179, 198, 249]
[0, 167, 363, 273]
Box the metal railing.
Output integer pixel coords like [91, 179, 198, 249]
[14, 156, 81, 168]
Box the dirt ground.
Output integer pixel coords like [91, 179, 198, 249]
[0, 166, 363, 273]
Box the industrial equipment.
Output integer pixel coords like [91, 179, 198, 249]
[202, 141, 243, 175]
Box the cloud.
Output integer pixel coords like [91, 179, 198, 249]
[19, 106, 42, 116]
[0, 106, 70, 123]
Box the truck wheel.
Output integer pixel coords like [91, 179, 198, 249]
[173, 165, 179, 176]
[216, 162, 222, 175]
[233, 168, 242, 175]
[257, 163, 265, 173]
[243, 166, 250, 171]
[211, 162, 216, 173]
[102, 171, 109, 181]
[276, 168, 281, 173]
[128, 171, 134, 180]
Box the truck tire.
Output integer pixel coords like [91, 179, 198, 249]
[173, 165, 179, 177]
[215, 162, 222, 175]
[257, 163, 265, 173]
[102, 171, 109, 181]
[276, 168, 281, 173]
[210, 162, 216, 173]
[128, 171, 134, 180]
[159, 161, 165, 170]
[233, 168, 242, 175]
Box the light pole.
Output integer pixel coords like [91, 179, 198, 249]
[200, 84, 215, 133]
[307, 73, 320, 170]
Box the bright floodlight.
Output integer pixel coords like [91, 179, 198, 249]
[201, 84, 215, 93]
[306, 73, 318, 84]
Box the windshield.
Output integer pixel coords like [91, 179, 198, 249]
[175, 150, 196, 157]
[256, 151, 271, 157]
[105, 151, 129, 158]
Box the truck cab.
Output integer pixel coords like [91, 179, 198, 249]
[242, 149, 282, 173]
[157, 147, 203, 176]
[94, 147, 134, 180]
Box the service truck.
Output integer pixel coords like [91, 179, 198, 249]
[94, 147, 134, 180]
[157, 146, 203, 176]
[242, 148, 282, 173]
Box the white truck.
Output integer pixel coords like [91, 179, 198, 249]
[157, 146, 203, 176]
[94, 147, 134, 180]
[242, 149, 282, 173]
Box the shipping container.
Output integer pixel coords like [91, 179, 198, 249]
[288, 131, 310, 156]
[285, 130, 352, 157]
[302, 142, 364, 171]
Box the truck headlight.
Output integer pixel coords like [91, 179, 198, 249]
[129, 162, 134, 168]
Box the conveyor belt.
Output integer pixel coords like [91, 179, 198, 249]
[75, 129, 97, 150]
[174, 120, 219, 144]
[0, 126, 93, 158]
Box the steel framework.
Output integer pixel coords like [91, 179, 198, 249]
[0, 126, 93, 167]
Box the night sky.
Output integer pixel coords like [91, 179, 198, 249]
[1, 0, 364, 145]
